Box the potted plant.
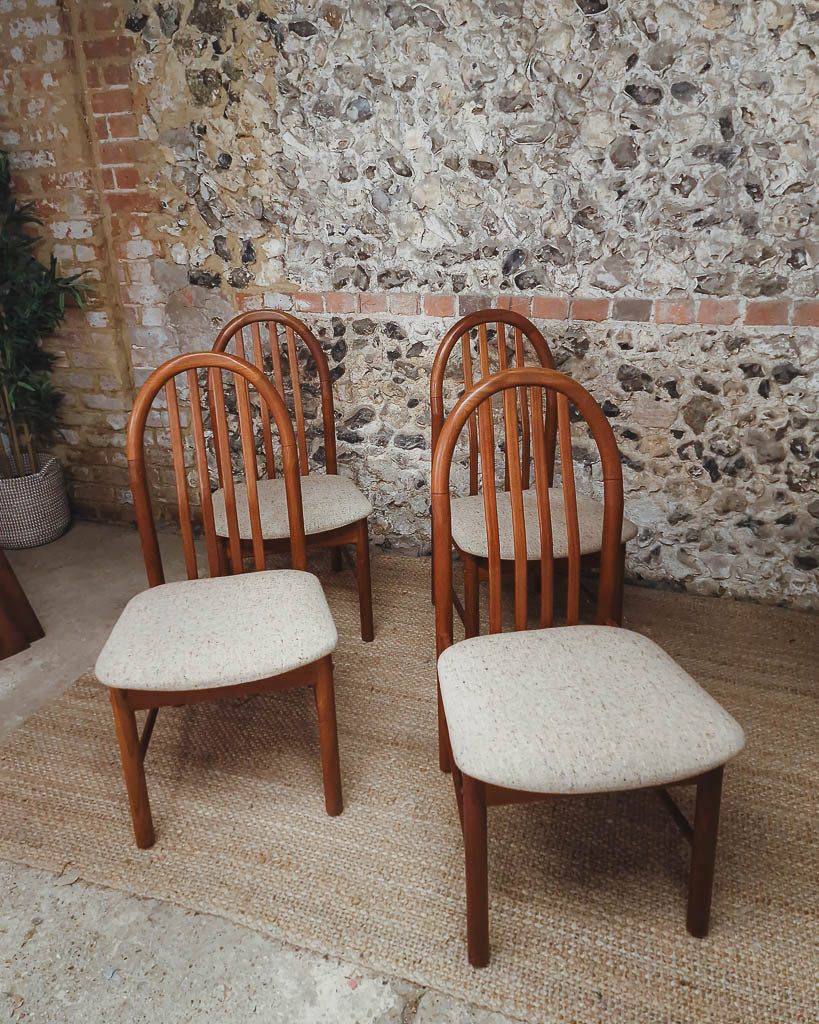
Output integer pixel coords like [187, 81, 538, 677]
[0, 151, 89, 548]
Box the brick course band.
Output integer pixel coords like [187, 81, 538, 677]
[237, 292, 819, 328]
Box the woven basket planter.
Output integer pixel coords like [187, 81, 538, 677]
[0, 454, 70, 549]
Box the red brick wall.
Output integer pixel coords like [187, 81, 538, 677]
[0, 0, 136, 519]
[0, 1, 186, 519]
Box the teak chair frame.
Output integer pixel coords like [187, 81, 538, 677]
[429, 308, 624, 629]
[212, 309, 373, 642]
[110, 351, 342, 850]
[432, 367, 725, 967]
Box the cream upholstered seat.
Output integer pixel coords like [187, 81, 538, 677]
[95, 570, 337, 691]
[438, 625, 744, 794]
[450, 489, 638, 560]
[211, 473, 372, 541]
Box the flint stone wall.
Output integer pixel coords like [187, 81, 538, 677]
[307, 311, 818, 606]
[3, 0, 817, 606]
[121, 0, 817, 606]
[134, 0, 819, 301]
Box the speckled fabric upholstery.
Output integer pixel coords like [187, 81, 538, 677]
[450, 489, 638, 560]
[95, 570, 337, 691]
[438, 625, 744, 793]
[212, 473, 372, 541]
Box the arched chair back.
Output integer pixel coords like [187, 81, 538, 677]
[127, 351, 307, 587]
[431, 368, 624, 657]
[212, 310, 337, 479]
[430, 309, 557, 492]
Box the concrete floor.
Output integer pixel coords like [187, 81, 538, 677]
[0, 522, 158, 744]
[0, 523, 520, 1024]
[1, 862, 513, 1024]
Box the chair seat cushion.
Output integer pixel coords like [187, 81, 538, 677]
[95, 570, 337, 691]
[450, 488, 637, 560]
[212, 473, 372, 541]
[437, 625, 744, 794]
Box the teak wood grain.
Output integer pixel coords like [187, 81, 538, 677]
[430, 308, 557, 489]
[107, 351, 342, 849]
[429, 308, 622, 626]
[212, 309, 373, 642]
[431, 367, 724, 966]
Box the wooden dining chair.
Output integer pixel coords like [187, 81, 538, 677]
[212, 309, 373, 641]
[430, 308, 637, 630]
[94, 352, 343, 849]
[432, 367, 745, 967]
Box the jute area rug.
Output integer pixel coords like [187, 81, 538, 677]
[0, 552, 816, 1023]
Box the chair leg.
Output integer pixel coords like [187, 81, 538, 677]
[109, 689, 155, 849]
[463, 773, 489, 967]
[314, 658, 343, 817]
[452, 762, 464, 832]
[437, 681, 451, 773]
[611, 542, 626, 626]
[355, 518, 374, 642]
[463, 553, 479, 639]
[330, 546, 343, 572]
[687, 765, 724, 937]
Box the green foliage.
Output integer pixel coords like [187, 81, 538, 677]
[0, 150, 91, 476]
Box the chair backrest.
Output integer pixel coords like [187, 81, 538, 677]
[127, 351, 307, 588]
[430, 309, 557, 493]
[213, 309, 337, 479]
[431, 367, 624, 656]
